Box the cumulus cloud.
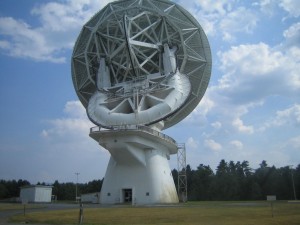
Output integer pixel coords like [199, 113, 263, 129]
[204, 139, 222, 151]
[216, 42, 300, 105]
[31, 1, 94, 32]
[279, 0, 300, 17]
[184, 96, 215, 126]
[260, 104, 300, 130]
[283, 22, 300, 48]
[186, 137, 199, 150]
[176, 0, 259, 42]
[220, 7, 258, 42]
[232, 118, 254, 134]
[230, 140, 243, 149]
[255, 0, 300, 18]
[194, 19, 300, 159]
[193, 0, 232, 15]
[0, 17, 64, 62]
[41, 100, 94, 140]
[261, 135, 300, 168]
[0, 40, 10, 49]
[63, 101, 87, 119]
[275, 104, 300, 126]
[286, 135, 300, 149]
[17, 99, 110, 182]
[209, 29, 299, 135]
[0, 0, 114, 62]
[253, 0, 277, 16]
[211, 121, 222, 129]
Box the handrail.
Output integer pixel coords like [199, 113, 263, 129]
[90, 125, 176, 145]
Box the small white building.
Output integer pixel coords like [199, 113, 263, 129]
[81, 192, 100, 203]
[20, 185, 53, 203]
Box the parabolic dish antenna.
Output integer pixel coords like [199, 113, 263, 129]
[71, 0, 211, 205]
[72, 0, 211, 129]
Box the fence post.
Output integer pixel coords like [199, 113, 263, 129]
[78, 203, 83, 224]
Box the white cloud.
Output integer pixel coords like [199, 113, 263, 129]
[0, 40, 10, 49]
[41, 129, 49, 138]
[283, 22, 300, 48]
[41, 100, 94, 140]
[276, 104, 300, 125]
[261, 135, 300, 168]
[193, 0, 232, 15]
[204, 139, 222, 151]
[279, 0, 300, 17]
[0, 0, 114, 62]
[255, 0, 300, 18]
[284, 22, 300, 39]
[31, 1, 92, 32]
[216, 42, 300, 105]
[184, 96, 215, 125]
[173, 2, 300, 170]
[0, 17, 64, 62]
[43, 118, 92, 138]
[211, 121, 222, 129]
[220, 7, 258, 42]
[260, 104, 300, 130]
[37, 100, 109, 182]
[176, 0, 260, 43]
[285, 135, 300, 150]
[230, 140, 243, 149]
[0, 100, 109, 183]
[253, 0, 277, 16]
[232, 118, 254, 134]
[63, 100, 87, 119]
[186, 137, 199, 150]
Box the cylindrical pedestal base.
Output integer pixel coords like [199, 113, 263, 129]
[90, 128, 179, 205]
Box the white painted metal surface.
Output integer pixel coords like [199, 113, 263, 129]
[90, 125, 178, 204]
[177, 143, 187, 202]
[88, 70, 190, 126]
[20, 185, 52, 203]
[72, 0, 212, 129]
[72, 0, 211, 205]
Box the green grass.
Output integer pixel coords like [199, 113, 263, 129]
[0, 203, 45, 211]
[9, 201, 300, 225]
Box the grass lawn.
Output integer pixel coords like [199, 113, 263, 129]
[0, 203, 45, 211]
[9, 201, 300, 225]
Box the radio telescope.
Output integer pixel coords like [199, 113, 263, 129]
[72, 0, 211, 204]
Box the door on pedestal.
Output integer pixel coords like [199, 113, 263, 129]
[122, 188, 132, 204]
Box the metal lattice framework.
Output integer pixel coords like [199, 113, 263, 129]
[177, 143, 187, 202]
[72, 0, 211, 129]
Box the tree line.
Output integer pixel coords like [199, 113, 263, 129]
[172, 160, 300, 201]
[0, 179, 102, 201]
[52, 179, 103, 200]
[0, 179, 30, 199]
[1, 160, 299, 201]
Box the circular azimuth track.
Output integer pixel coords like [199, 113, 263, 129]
[72, 0, 212, 129]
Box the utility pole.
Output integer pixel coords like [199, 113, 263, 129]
[288, 166, 297, 200]
[75, 172, 80, 202]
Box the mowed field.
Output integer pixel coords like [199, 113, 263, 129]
[8, 201, 300, 225]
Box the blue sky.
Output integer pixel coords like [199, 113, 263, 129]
[0, 0, 300, 184]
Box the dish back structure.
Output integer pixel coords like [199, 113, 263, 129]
[72, 0, 211, 204]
